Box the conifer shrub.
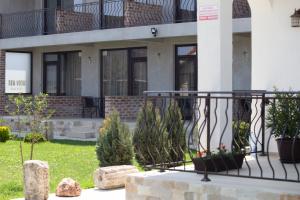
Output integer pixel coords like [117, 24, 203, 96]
[164, 100, 186, 162]
[96, 110, 134, 167]
[133, 102, 170, 166]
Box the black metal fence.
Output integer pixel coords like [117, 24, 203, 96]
[0, 0, 196, 39]
[135, 91, 300, 183]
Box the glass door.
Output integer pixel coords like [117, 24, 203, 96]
[43, 54, 59, 95]
[45, 64, 58, 94]
[175, 45, 197, 119]
[175, 0, 197, 23]
[44, 0, 60, 34]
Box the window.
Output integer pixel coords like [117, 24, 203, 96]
[43, 52, 81, 96]
[101, 48, 147, 97]
[5, 52, 32, 94]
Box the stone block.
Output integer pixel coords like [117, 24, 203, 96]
[24, 160, 49, 200]
[94, 165, 139, 190]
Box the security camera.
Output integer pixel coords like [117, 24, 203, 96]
[151, 27, 158, 37]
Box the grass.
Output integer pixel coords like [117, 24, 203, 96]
[0, 140, 98, 200]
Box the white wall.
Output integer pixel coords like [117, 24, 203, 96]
[248, 0, 300, 153]
[249, 0, 300, 91]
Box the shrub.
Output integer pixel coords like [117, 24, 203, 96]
[0, 126, 10, 143]
[96, 111, 134, 167]
[164, 100, 186, 162]
[133, 102, 170, 166]
[24, 133, 47, 143]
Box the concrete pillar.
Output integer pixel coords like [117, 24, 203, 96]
[197, 0, 233, 150]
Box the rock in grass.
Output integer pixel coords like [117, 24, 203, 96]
[56, 178, 81, 197]
[94, 165, 139, 190]
[24, 160, 49, 200]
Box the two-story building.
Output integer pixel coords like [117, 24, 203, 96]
[0, 0, 251, 120]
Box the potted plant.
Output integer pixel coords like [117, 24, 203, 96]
[266, 92, 300, 163]
[192, 144, 245, 172]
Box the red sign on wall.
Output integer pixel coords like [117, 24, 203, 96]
[198, 5, 219, 21]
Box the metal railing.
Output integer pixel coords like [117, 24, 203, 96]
[0, 0, 196, 39]
[135, 91, 300, 183]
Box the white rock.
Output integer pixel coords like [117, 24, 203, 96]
[24, 160, 49, 200]
[94, 165, 139, 190]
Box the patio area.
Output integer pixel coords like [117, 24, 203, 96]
[175, 154, 300, 182]
[14, 189, 125, 200]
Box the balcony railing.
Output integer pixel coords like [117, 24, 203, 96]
[136, 91, 300, 183]
[0, 0, 196, 39]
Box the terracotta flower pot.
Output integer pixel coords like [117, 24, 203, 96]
[192, 153, 245, 172]
[276, 138, 300, 163]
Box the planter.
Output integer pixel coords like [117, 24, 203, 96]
[276, 138, 300, 163]
[193, 153, 245, 172]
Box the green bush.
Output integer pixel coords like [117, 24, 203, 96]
[164, 100, 186, 162]
[133, 102, 170, 166]
[266, 92, 300, 138]
[24, 133, 47, 143]
[0, 126, 10, 143]
[96, 111, 134, 167]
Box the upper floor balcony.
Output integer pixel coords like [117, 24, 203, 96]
[0, 0, 197, 39]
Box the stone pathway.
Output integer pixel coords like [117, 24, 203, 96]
[14, 188, 125, 200]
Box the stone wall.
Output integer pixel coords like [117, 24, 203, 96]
[105, 96, 144, 121]
[126, 171, 300, 200]
[56, 9, 94, 33]
[124, 0, 162, 27]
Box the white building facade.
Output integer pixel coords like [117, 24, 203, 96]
[0, 0, 251, 119]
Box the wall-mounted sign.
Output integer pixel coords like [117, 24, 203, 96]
[198, 5, 219, 21]
[5, 52, 31, 94]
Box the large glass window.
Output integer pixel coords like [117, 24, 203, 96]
[5, 52, 32, 94]
[43, 52, 81, 96]
[101, 48, 147, 97]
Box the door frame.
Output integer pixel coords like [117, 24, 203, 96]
[43, 0, 62, 34]
[100, 47, 147, 117]
[43, 51, 81, 96]
[175, 44, 198, 91]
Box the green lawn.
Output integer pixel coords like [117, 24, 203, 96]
[0, 140, 98, 200]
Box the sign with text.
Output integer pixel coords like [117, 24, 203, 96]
[5, 52, 31, 94]
[199, 5, 219, 21]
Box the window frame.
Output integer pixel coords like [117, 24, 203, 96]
[43, 51, 81, 96]
[100, 47, 148, 98]
[5, 51, 33, 95]
[175, 44, 198, 91]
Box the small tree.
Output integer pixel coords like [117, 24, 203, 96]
[133, 102, 170, 166]
[23, 93, 54, 159]
[164, 100, 186, 162]
[96, 110, 134, 167]
[6, 93, 54, 162]
[6, 95, 27, 165]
